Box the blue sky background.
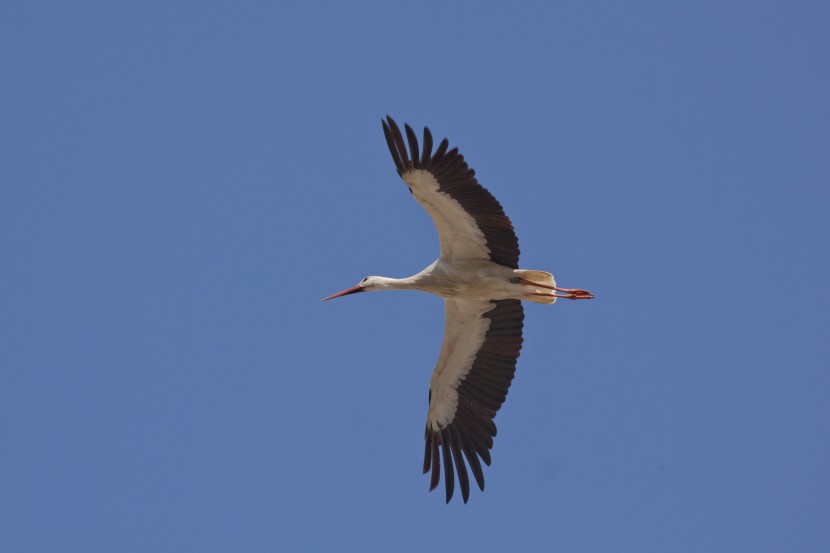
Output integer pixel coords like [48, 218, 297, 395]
[2, 2, 828, 552]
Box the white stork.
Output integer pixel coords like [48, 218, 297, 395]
[323, 116, 593, 503]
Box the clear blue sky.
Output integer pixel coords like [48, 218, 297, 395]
[2, 2, 828, 552]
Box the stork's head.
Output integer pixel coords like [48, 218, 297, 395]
[321, 277, 381, 301]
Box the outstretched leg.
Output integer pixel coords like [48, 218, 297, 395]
[518, 278, 594, 300]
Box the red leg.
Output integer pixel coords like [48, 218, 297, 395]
[521, 279, 594, 299]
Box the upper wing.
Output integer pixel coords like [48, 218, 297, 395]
[381, 116, 521, 269]
[423, 298, 524, 503]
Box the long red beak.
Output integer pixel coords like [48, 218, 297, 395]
[321, 285, 365, 301]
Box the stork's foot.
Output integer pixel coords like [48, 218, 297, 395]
[555, 287, 594, 300]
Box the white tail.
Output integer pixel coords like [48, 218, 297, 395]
[514, 270, 558, 304]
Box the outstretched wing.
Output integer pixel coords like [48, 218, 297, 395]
[381, 116, 520, 269]
[424, 298, 524, 503]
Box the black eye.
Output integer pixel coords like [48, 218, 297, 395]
[360, 277, 369, 284]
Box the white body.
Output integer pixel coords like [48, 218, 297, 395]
[364, 260, 558, 303]
[325, 118, 591, 503]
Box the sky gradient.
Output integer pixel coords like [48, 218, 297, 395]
[2, 2, 829, 552]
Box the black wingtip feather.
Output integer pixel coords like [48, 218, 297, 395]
[430, 433, 441, 491]
[441, 429, 455, 503]
[450, 425, 471, 503]
[404, 124, 420, 168]
[433, 138, 449, 162]
[423, 432, 432, 474]
[385, 117, 410, 168]
[421, 127, 433, 167]
[454, 418, 485, 491]
[381, 120, 403, 172]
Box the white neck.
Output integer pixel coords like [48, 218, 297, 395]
[366, 264, 453, 296]
[369, 275, 422, 291]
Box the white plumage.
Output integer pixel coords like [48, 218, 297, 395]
[323, 117, 593, 503]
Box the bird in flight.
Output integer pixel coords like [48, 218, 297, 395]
[323, 117, 593, 503]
